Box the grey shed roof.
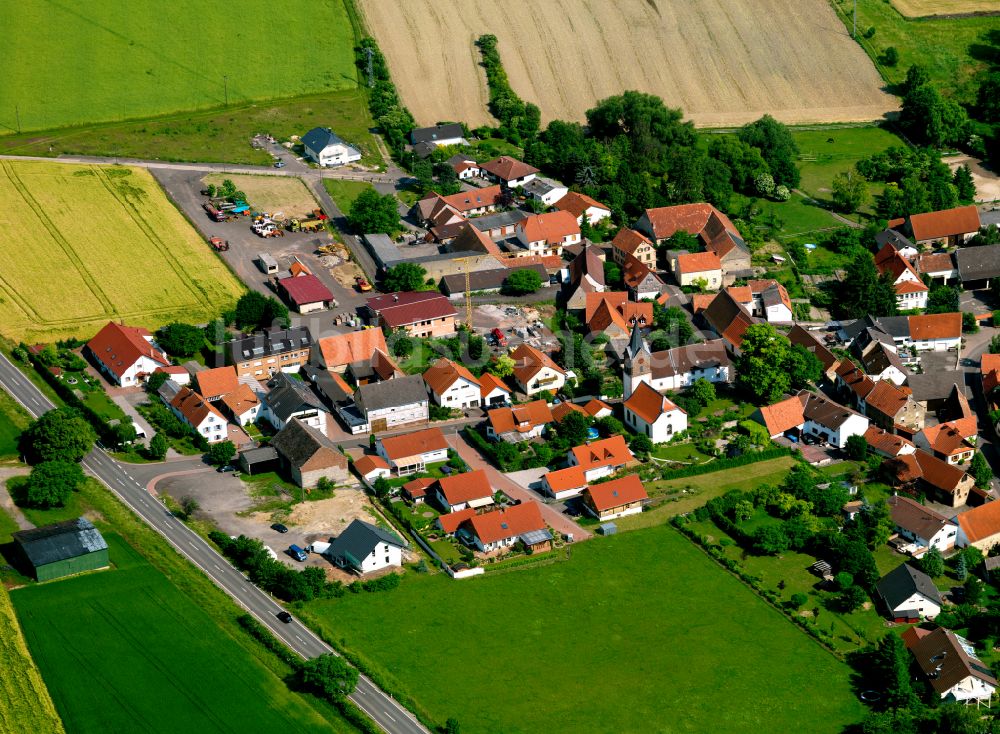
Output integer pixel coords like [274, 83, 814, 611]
[876, 316, 911, 339]
[14, 518, 107, 567]
[271, 419, 341, 469]
[302, 127, 347, 152]
[265, 373, 327, 422]
[876, 562, 942, 610]
[875, 228, 915, 251]
[956, 245, 1000, 282]
[327, 519, 406, 569]
[239, 446, 279, 464]
[302, 364, 352, 405]
[468, 209, 527, 232]
[355, 375, 427, 414]
[440, 264, 547, 296]
[410, 123, 464, 146]
[906, 371, 968, 403]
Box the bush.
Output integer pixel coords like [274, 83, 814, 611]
[22, 460, 84, 508]
[789, 592, 808, 609]
[502, 269, 543, 295]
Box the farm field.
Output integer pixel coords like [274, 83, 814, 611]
[203, 173, 320, 219]
[302, 522, 864, 734]
[0, 586, 63, 734]
[358, 0, 897, 128]
[0, 0, 359, 134]
[0, 160, 244, 342]
[11, 535, 345, 734]
[890, 0, 1000, 18]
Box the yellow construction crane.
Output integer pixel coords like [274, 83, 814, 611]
[463, 257, 473, 326]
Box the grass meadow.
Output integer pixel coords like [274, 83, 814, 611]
[0, 160, 244, 342]
[0, 0, 359, 134]
[0, 388, 30, 459]
[11, 535, 344, 734]
[302, 522, 865, 734]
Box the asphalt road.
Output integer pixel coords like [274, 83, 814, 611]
[0, 352, 426, 734]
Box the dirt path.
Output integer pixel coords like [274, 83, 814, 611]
[445, 433, 592, 541]
[0, 465, 33, 531]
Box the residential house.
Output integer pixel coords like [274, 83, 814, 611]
[432, 469, 495, 512]
[515, 211, 581, 258]
[983, 354, 1000, 428]
[563, 243, 606, 311]
[447, 155, 481, 180]
[195, 366, 239, 402]
[154, 365, 190, 386]
[752, 393, 807, 440]
[636, 203, 751, 284]
[271, 419, 349, 488]
[787, 325, 839, 379]
[611, 228, 656, 268]
[403, 477, 435, 505]
[325, 520, 405, 575]
[887, 495, 958, 551]
[85, 321, 169, 386]
[376, 426, 449, 475]
[551, 401, 588, 423]
[351, 375, 429, 434]
[312, 330, 397, 379]
[366, 292, 457, 339]
[889, 449, 975, 507]
[301, 127, 361, 167]
[876, 563, 942, 622]
[889, 205, 981, 247]
[852, 341, 908, 386]
[725, 280, 794, 323]
[752, 391, 868, 448]
[622, 329, 731, 398]
[260, 372, 328, 436]
[510, 343, 566, 396]
[843, 313, 961, 353]
[582, 399, 613, 419]
[621, 253, 666, 301]
[875, 228, 919, 259]
[230, 326, 313, 379]
[436, 507, 476, 536]
[523, 177, 569, 206]
[700, 289, 757, 354]
[862, 380, 926, 434]
[277, 274, 335, 314]
[555, 191, 611, 226]
[410, 123, 466, 148]
[567, 435, 634, 481]
[582, 474, 648, 521]
[955, 501, 1000, 552]
[956, 244, 1000, 290]
[864, 426, 917, 459]
[487, 400, 553, 442]
[915, 251, 958, 284]
[622, 381, 688, 443]
[915, 423, 976, 465]
[415, 186, 502, 225]
[423, 358, 481, 409]
[908, 628, 998, 705]
[219, 384, 260, 426]
[479, 156, 539, 188]
[479, 373, 512, 408]
[164, 384, 228, 443]
[874, 243, 929, 311]
[457, 502, 550, 554]
[353, 455, 391, 483]
[671, 251, 722, 290]
[585, 292, 653, 340]
[542, 465, 590, 500]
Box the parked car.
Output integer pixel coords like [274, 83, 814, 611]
[217, 464, 236, 473]
[288, 544, 308, 562]
[277, 611, 293, 623]
[271, 523, 289, 534]
[273, 160, 286, 168]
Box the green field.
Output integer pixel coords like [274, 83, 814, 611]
[0, 388, 30, 459]
[323, 179, 376, 215]
[830, 0, 1000, 103]
[302, 523, 864, 734]
[0, 160, 245, 341]
[12, 535, 345, 734]
[1, 1, 359, 134]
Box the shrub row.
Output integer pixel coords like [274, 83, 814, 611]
[476, 34, 540, 145]
[355, 37, 415, 159]
[24, 351, 116, 445]
[482, 549, 561, 573]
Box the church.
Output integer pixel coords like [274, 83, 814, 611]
[622, 327, 733, 399]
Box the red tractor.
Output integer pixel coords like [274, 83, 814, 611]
[209, 237, 230, 251]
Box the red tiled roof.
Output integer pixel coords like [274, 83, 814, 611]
[369, 292, 457, 328]
[436, 469, 493, 505]
[85, 321, 169, 379]
[479, 372, 511, 400]
[755, 394, 806, 436]
[584, 474, 648, 512]
[895, 279, 929, 294]
[621, 253, 662, 291]
[920, 423, 974, 458]
[402, 476, 435, 500]
[915, 252, 956, 275]
[556, 191, 610, 220]
[702, 290, 756, 348]
[438, 507, 476, 533]
[586, 294, 652, 335]
[909, 312, 961, 341]
[516, 210, 580, 245]
[423, 358, 479, 396]
[571, 435, 633, 471]
[510, 343, 564, 385]
[623, 381, 683, 424]
[544, 466, 587, 492]
[170, 386, 225, 427]
[220, 383, 258, 416]
[642, 203, 739, 242]
[379, 427, 448, 461]
[278, 274, 334, 306]
[479, 156, 539, 181]
[611, 228, 654, 256]
[316, 330, 388, 369]
[675, 250, 722, 275]
[787, 325, 838, 372]
[196, 366, 239, 398]
[956, 501, 1000, 543]
[488, 399, 552, 435]
[354, 454, 389, 477]
[439, 185, 502, 213]
[865, 380, 910, 418]
[907, 205, 980, 242]
[583, 399, 612, 417]
[551, 401, 588, 422]
[894, 449, 970, 493]
[864, 426, 914, 457]
[464, 502, 545, 544]
[836, 359, 875, 401]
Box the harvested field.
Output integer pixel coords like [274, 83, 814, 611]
[890, 0, 1000, 17]
[202, 173, 320, 219]
[0, 160, 244, 342]
[359, 0, 897, 128]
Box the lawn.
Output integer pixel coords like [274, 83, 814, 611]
[0, 88, 380, 167]
[0, 1, 359, 134]
[0, 160, 245, 342]
[323, 179, 375, 215]
[0, 586, 63, 734]
[203, 174, 321, 219]
[793, 126, 903, 209]
[301, 524, 865, 733]
[650, 442, 714, 464]
[11, 535, 344, 734]
[0, 387, 30, 459]
[829, 0, 1000, 104]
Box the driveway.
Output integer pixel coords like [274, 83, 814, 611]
[445, 432, 591, 541]
[0, 465, 33, 531]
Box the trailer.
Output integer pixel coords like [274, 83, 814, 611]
[202, 203, 225, 222]
[257, 252, 279, 274]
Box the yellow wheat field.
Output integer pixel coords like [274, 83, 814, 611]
[0, 161, 244, 342]
[891, 0, 1000, 17]
[359, 0, 898, 128]
[0, 586, 64, 734]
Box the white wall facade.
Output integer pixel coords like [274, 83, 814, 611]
[431, 378, 481, 409]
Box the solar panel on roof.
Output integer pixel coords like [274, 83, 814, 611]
[252, 346, 264, 356]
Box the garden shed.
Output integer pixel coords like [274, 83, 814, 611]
[13, 518, 109, 582]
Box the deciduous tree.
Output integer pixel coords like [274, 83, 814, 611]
[348, 188, 399, 234]
[20, 408, 96, 464]
[383, 263, 427, 292]
[735, 323, 790, 403]
[23, 460, 85, 508]
[156, 322, 204, 357]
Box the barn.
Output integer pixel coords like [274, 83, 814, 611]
[13, 518, 109, 582]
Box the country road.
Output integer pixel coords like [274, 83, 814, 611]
[0, 352, 427, 734]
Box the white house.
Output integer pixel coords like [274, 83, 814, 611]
[800, 391, 869, 449]
[325, 520, 405, 575]
[510, 344, 566, 396]
[487, 400, 552, 443]
[909, 628, 998, 705]
[622, 382, 687, 444]
[376, 427, 449, 476]
[259, 373, 328, 437]
[515, 211, 581, 258]
[887, 495, 958, 552]
[725, 280, 793, 323]
[566, 435, 634, 482]
[353, 375, 429, 434]
[523, 177, 569, 206]
[85, 321, 170, 387]
[301, 127, 361, 167]
[556, 191, 612, 226]
[901, 313, 962, 352]
[479, 373, 512, 408]
[432, 469, 495, 513]
[875, 244, 929, 311]
[162, 383, 228, 444]
[622, 331, 731, 399]
[422, 358, 480, 409]
[219, 384, 260, 427]
[479, 156, 539, 188]
[410, 123, 467, 148]
[875, 563, 942, 622]
[353, 455, 391, 483]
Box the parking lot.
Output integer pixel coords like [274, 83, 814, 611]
[472, 303, 559, 352]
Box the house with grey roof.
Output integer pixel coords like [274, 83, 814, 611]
[352, 375, 429, 434]
[324, 519, 406, 575]
[440, 264, 548, 299]
[875, 562, 942, 622]
[410, 123, 467, 148]
[271, 419, 349, 488]
[301, 127, 361, 167]
[956, 244, 1000, 289]
[260, 372, 329, 436]
[13, 518, 109, 581]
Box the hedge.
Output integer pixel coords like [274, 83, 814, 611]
[25, 351, 116, 445]
[476, 34, 540, 144]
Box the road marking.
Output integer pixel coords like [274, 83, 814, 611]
[384, 713, 396, 723]
[295, 634, 305, 642]
[213, 564, 222, 571]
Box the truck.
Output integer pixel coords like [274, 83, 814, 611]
[290, 217, 326, 233]
[202, 203, 225, 222]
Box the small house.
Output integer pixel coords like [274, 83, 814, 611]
[622, 381, 687, 444]
[353, 454, 391, 483]
[423, 358, 481, 409]
[457, 502, 550, 553]
[908, 628, 998, 705]
[325, 520, 406, 575]
[376, 427, 449, 475]
[432, 469, 495, 513]
[302, 127, 361, 167]
[582, 474, 648, 520]
[875, 563, 942, 622]
[271, 419, 349, 489]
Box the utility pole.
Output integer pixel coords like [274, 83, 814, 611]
[364, 47, 375, 88]
[224, 75, 229, 106]
[464, 258, 472, 326]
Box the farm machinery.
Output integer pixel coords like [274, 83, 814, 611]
[290, 216, 326, 233]
[252, 216, 284, 238]
[355, 276, 372, 292]
[208, 237, 230, 251]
